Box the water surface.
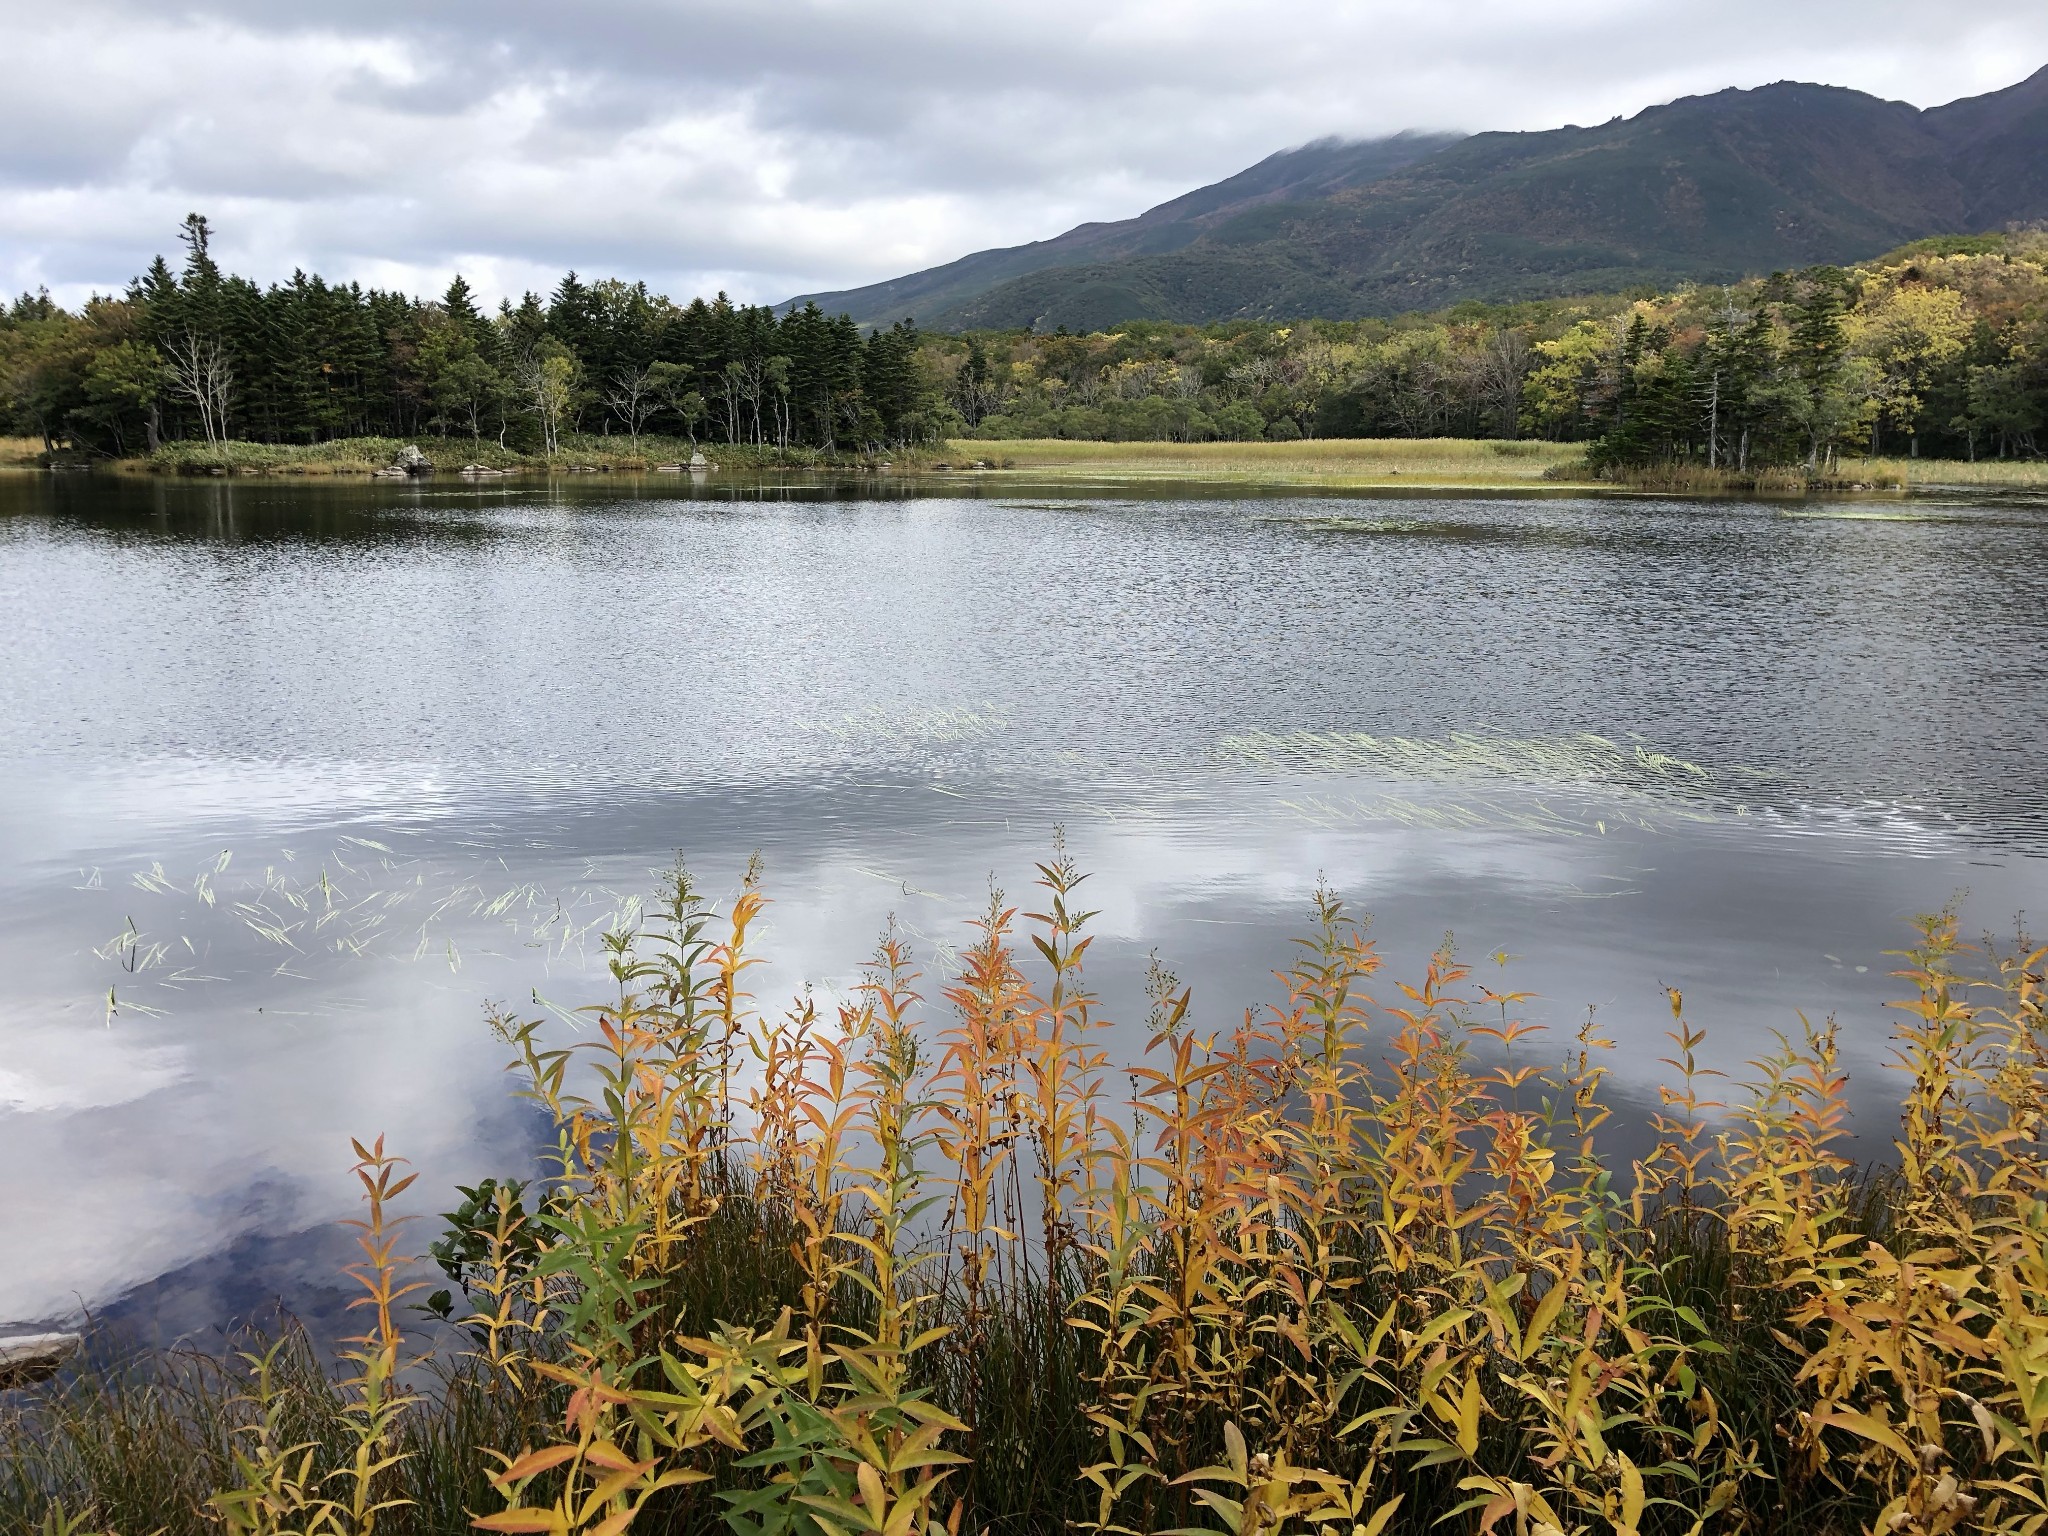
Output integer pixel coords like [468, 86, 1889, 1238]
[3, 469, 2044, 1331]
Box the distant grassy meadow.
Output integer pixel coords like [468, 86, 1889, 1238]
[938, 437, 1591, 488]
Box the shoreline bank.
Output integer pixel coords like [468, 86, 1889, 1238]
[8, 435, 2047, 494]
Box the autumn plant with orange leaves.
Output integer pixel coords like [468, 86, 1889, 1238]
[4, 851, 2047, 1536]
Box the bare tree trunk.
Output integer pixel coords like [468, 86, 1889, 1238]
[165, 331, 235, 464]
[1707, 372, 1720, 469]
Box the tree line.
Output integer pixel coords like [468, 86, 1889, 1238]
[938, 230, 2048, 465]
[4, 218, 2044, 466]
[1539, 239, 2048, 469]
[0, 215, 941, 458]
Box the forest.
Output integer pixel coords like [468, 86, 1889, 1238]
[945, 232, 2048, 468]
[2, 217, 2045, 470]
[0, 216, 937, 459]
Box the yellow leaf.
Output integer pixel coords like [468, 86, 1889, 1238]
[858, 1460, 888, 1519]
[581, 1468, 645, 1515]
[471, 1511, 563, 1534]
[1812, 1408, 1914, 1462]
[882, 1494, 922, 1536]
[1617, 1454, 1645, 1533]
[1521, 1485, 1568, 1530]
[1522, 1281, 1570, 1361]
[1457, 1372, 1483, 1457]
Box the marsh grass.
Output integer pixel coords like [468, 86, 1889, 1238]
[1872, 457, 2048, 490]
[1602, 463, 1904, 494]
[1609, 458, 2048, 494]
[0, 435, 45, 467]
[6, 858, 2046, 1536]
[946, 438, 1592, 487]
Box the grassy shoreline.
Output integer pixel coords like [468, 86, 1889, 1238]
[13, 433, 2048, 493]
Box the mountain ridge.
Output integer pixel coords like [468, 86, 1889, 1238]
[785, 66, 2048, 331]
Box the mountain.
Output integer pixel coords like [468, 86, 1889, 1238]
[785, 65, 2048, 331]
[784, 132, 1462, 330]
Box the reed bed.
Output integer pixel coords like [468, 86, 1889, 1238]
[1608, 458, 2048, 494]
[1602, 463, 1905, 495]
[6, 853, 2047, 1536]
[1875, 458, 2048, 490]
[0, 435, 46, 466]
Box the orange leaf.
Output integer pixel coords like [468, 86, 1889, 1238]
[492, 1444, 581, 1485]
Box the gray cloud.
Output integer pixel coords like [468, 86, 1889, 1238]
[3, 0, 2044, 308]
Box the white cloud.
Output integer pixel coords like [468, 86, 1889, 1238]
[2, 0, 2043, 309]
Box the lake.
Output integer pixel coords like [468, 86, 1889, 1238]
[2, 469, 2045, 1336]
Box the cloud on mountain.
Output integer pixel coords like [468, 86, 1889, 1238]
[3, 0, 2043, 308]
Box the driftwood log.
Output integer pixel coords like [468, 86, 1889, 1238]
[0, 1332, 82, 1390]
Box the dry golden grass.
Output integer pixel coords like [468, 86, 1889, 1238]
[1866, 456, 2048, 489]
[945, 437, 1593, 487]
[0, 436, 45, 467]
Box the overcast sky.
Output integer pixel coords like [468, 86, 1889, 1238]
[4, 0, 2045, 311]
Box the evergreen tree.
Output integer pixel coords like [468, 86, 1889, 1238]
[1785, 268, 1852, 468]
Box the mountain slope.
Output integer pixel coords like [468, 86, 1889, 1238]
[1924, 63, 2048, 229]
[790, 66, 2048, 330]
[781, 132, 1462, 327]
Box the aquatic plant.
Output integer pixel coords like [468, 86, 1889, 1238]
[5, 857, 2045, 1536]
